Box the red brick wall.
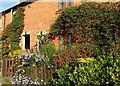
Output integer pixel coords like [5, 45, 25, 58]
[1, 12, 11, 32]
[21, 2, 59, 49]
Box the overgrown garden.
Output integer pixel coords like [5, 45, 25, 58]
[1, 2, 120, 85]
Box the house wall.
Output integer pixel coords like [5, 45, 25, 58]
[21, 1, 59, 50]
[19, 1, 80, 50]
[1, 0, 119, 50]
[1, 12, 11, 32]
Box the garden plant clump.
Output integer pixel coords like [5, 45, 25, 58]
[11, 50, 52, 85]
[50, 2, 120, 86]
[2, 7, 25, 58]
[11, 42, 58, 85]
[51, 54, 120, 86]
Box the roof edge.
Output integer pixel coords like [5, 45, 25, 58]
[1, 2, 32, 15]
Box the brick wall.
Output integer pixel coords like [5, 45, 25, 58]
[20, 2, 59, 49]
[1, 12, 11, 32]
[1, 0, 119, 50]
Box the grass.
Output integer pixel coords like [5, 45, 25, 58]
[2, 76, 11, 84]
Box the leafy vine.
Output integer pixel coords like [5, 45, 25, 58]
[2, 7, 25, 58]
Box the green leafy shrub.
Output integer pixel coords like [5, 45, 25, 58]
[38, 42, 60, 66]
[51, 65, 72, 86]
[51, 54, 120, 86]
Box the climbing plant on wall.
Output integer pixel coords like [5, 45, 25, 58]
[50, 2, 120, 56]
[2, 7, 25, 58]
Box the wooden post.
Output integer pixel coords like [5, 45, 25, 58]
[2, 58, 7, 77]
[43, 65, 46, 80]
[41, 65, 43, 80]
[37, 66, 40, 80]
[8, 59, 10, 76]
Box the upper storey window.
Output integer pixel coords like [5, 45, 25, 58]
[59, 0, 64, 8]
[67, 0, 72, 6]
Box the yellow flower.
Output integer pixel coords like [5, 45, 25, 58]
[86, 58, 94, 62]
[12, 49, 25, 58]
[77, 57, 94, 63]
[78, 58, 86, 63]
[41, 36, 45, 40]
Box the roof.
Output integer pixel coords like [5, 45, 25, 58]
[1, 2, 32, 14]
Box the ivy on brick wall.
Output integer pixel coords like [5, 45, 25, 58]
[50, 2, 120, 56]
[2, 7, 25, 58]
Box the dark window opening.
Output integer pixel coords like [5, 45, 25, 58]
[25, 34, 30, 49]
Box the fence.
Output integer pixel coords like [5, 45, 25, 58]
[2, 57, 55, 83]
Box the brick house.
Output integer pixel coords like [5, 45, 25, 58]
[1, 0, 82, 76]
[1, 1, 82, 51]
[1, 0, 120, 51]
[0, 0, 119, 76]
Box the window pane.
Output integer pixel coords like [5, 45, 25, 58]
[67, 0, 71, 6]
[59, 0, 64, 8]
[68, 34, 72, 44]
[60, 35, 64, 50]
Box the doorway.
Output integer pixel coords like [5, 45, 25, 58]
[25, 34, 30, 49]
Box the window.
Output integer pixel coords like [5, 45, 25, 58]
[60, 35, 64, 50]
[67, 0, 72, 6]
[59, 0, 64, 8]
[36, 31, 46, 50]
[68, 34, 72, 44]
[60, 34, 72, 50]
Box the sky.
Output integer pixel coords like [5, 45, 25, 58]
[0, 0, 19, 13]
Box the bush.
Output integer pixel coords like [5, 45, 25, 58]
[51, 54, 120, 86]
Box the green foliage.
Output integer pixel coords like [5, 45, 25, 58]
[51, 65, 72, 86]
[40, 42, 59, 55]
[10, 7, 25, 51]
[38, 42, 60, 66]
[50, 2, 120, 55]
[2, 77, 12, 84]
[50, 2, 120, 84]
[2, 7, 25, 58]
[51, 54, 120, 86]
